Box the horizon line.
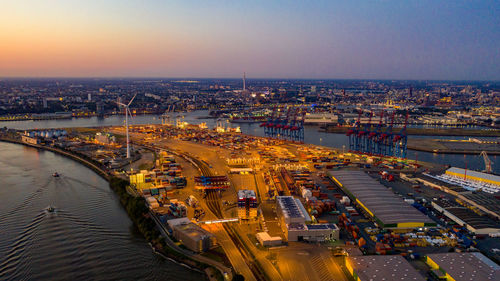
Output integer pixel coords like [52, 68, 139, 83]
[0, 76, 498, 83]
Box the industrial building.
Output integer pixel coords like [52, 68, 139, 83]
[276, 196, 339, 242]
[329, 170, 436, 229]
[237, 189, 258, 219]
[431, 199, 500, 235]
[21, 135, 39, 145]
[445, 167, 500, 190]
[167, 218, 216, 252]
[255, 232, 282, 246]
[95, 132, 116, 144]
[346, 255, 425, 281]
[426, 252, 500, 281]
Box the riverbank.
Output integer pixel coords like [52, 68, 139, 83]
[0, 137, 223, 281]
[407, 138, 500, 155]
[0, 137, 111, 180]
[320, 126, 500, 137]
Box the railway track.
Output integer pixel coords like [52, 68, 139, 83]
[187, 154, 267, 280]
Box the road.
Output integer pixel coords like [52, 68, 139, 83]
[273, 245, 347, 281]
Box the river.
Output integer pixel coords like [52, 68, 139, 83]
[0, 110, 497, 174]
[0, 142, 203, 280]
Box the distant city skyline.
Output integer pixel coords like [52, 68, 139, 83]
[0, 0, 499, 80]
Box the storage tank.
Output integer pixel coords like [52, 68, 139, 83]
[302, 188, 312, 199]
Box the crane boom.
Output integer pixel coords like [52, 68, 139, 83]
[480, 151, 493, 174]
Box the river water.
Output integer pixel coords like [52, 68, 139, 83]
[0, 110, 497, 174]
[0, 142, 202, 281]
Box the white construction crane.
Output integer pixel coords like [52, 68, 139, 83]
[161, 105, 175, 125]
[480, 151, 493, 174]
[116, 94, 137, 158]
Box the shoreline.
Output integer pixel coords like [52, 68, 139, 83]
[320, 126, 500, 137]
[0, 137, 219, 280]
[407, 145, 500, 155]
[0, 137, 110, 180]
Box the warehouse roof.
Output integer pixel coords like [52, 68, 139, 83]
[329, 170, 434, 227]
[462, 192, 500, 216]
[167, 218, 214, 240]
[447, 167, 500, 186]
[427, 253, 500, 281]
[348, 255, 425, 281]
[432, 200, 500, 231]
[277, 196, 311, 223]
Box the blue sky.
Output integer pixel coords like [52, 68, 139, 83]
[0, 0, 498, 80]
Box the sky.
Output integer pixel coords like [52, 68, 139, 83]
[0, 0, 499, 80]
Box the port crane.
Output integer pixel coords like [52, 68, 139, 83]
[480, 151, 493, 174]
[347, 110, 362, 151]
[393, 111, 409, 158]
[379, 112, 395, 156]
[369, 111, 384, 155]
[360, 111, 373, 154]
[161, 104, 175, 125]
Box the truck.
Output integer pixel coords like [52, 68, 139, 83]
[186, 195, 199, 207]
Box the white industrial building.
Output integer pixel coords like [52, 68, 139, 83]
[276, 196, 339, 242]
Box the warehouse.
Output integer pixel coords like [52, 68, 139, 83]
[346, 255, 425, 281]
[329, 170, 436, 229]
[276, 196, 339, 242]
[426, 252, 500, 281]
[462, 192, 500, 217]
[446, 167, 500, 187]
[255, 232, 282, 246]
[167, 218, 216, 252]
[431, 199, 500, 235]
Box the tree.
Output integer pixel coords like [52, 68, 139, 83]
[232, 274, 245, 281]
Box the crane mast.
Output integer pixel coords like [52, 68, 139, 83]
[480, 151, 493, 174]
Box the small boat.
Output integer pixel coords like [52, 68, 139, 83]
[46, 205, 56, 213]
[52, 172, 60, 177]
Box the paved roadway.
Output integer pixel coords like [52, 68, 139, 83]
[273, 244, 347, 281]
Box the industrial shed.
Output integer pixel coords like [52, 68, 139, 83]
[431, 199, 500, 235]
[347, 255, 425, 281]
[446, 167, 500, 187]
[329, 170, 436, 229]
[426, 252, 500, 281]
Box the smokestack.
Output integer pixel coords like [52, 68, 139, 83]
[243, 72, 246, 91]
